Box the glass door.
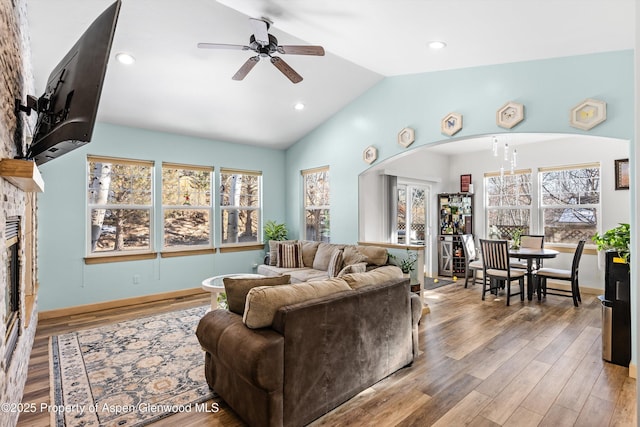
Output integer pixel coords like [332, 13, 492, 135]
[396, 183, 431, 276]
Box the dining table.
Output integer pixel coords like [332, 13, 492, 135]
[508, 247, 559, 300]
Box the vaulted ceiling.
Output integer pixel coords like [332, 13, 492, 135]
[27, 0, 635, 149]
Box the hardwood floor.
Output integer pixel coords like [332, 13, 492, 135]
[18, 283, 636, 426]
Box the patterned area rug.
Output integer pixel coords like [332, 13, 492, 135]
[50, 305, 215, 427]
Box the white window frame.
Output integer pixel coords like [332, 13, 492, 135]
[484, 169, 533, 238]
[86, 155, 155, 258]
[302, 166, 330, 242]
[161, 162, 214, 251]
[219, 168, 262, 247]
[538, 162, 600, 246]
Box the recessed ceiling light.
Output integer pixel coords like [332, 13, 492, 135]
[294, 102, 305, 111]
[115, 52, 135, 65]
[428, 41, 447, 50]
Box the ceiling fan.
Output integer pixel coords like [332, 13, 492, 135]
[197, 18, 325, 84]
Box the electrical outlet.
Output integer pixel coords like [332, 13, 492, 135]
[133, 274, 141, 284]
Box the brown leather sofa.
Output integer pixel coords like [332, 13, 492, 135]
[196, 271, 422, 427]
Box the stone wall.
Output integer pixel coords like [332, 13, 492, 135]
[0, 0, 38, 426]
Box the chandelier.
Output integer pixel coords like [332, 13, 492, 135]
[492, 135, 517, 177]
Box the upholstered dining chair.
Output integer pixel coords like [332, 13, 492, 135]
[479, 239, 526, 306]
[510, 234, 545, 270]
[534, 240, 586, 307]
[461, 234, 483, 288]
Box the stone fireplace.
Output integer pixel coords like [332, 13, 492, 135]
[0, 0, 40, 425]
[4, 216, 21, 367]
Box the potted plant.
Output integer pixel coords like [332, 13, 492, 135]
[510, 228, 523, 249]
[263, 220, 288, 264]
[389, 250, 419, 291]
[592, 223, 630, 263]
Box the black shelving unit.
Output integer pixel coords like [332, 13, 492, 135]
[437, 193, 473, 277]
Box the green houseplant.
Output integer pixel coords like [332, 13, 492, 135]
[389, 250, 418, 274]
[264, 220, 288, 242]
[592, 223, 630, 263]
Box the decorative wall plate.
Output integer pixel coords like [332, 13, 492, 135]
[397, 127, 415, 148]
[496, 102, 524, 129]
[570, 98, 606, 130]
[363, 145, 378, 164]
[441, 112, 463, 136]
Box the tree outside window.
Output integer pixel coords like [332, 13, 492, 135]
[162, 163, 212, 248]
[540, 164, 600, 244]
[485, 170, 532, 239]
[87, 156, 153, 254]
[220, 169, 261, 245]
[302, 167, 330, 242]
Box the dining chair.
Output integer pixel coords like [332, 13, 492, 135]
[479, 239, 526, 306]
[510, 234, 545, 270]
[461, 234, 483, 288]
[534, 240, 586, 307]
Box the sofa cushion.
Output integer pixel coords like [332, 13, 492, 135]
[327, 249, 344, 277]
[356, 245, 389, 266]
[300, 240, 321, 267]
[337, 262, 367, 277]
[340, 265, 404, 290]
[342, 246, 368, 266]
[268, 240, 296, 266]
[312, 243, 346, 271]
[276, 242, 304, 268]
[224, 275, 291, 315]
[243, 278, 351, 329]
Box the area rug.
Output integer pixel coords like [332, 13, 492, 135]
[424, 277, 455, 290]
[50, 305, 215, 427]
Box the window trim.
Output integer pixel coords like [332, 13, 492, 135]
[219, 168, 263, 247]
[86, 155, 155, 259]
[301, 166, 331, 242]
[161, 162, 214, 252]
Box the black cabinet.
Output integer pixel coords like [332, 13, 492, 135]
[437, 193, 473, 277]
[601, 251, 631, 367]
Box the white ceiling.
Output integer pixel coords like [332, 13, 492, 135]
[27, 0, 635, 150]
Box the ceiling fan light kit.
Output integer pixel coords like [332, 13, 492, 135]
[198, 17, 325, 83]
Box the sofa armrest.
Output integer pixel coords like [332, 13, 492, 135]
[196, 309, 284, 392]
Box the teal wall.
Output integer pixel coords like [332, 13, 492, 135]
[37, 123, 286, 310]
[284, 49, 635, 366]
[285, 50, 635, 241]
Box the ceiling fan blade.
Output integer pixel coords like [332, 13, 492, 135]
[232, 56, 260, 81]
[249, 18, 270, 47]
[270, 57, 303, 84]
[197, 42, 250, 51]
[277, 45, 325, 56]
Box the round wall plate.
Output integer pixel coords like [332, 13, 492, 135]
[441, 112, 463, 136]
[570, 98, 607, 130]
[496, 102, 524, 129]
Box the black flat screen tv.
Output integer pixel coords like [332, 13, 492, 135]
[23, 0, 121, 165]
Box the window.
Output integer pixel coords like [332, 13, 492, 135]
[302, 167, 330, 242]
[539, 163, 600, 244]
[162, 163, 213, 249]
[220, 169, 261, 245]
[485, 169, 532, 238]
[87, 156, 153, 254]
[396, 184, 426, 244]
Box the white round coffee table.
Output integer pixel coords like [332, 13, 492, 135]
[201, 273, 266, 309]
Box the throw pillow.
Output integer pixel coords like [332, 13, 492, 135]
[224, 275, 291, 315]
[276, 242, 304, 268]
[243, 278, 352, 329]
[312, 243, 346, 271]
[342, 246, 368, 266]
[341, 265, 404, 290]
[337, 262, 367, 277]
[327, 249, 344, 278]
[268, 239, 296, 266]
[357, 245, 389, 266]
[300, 240, 321, 267]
